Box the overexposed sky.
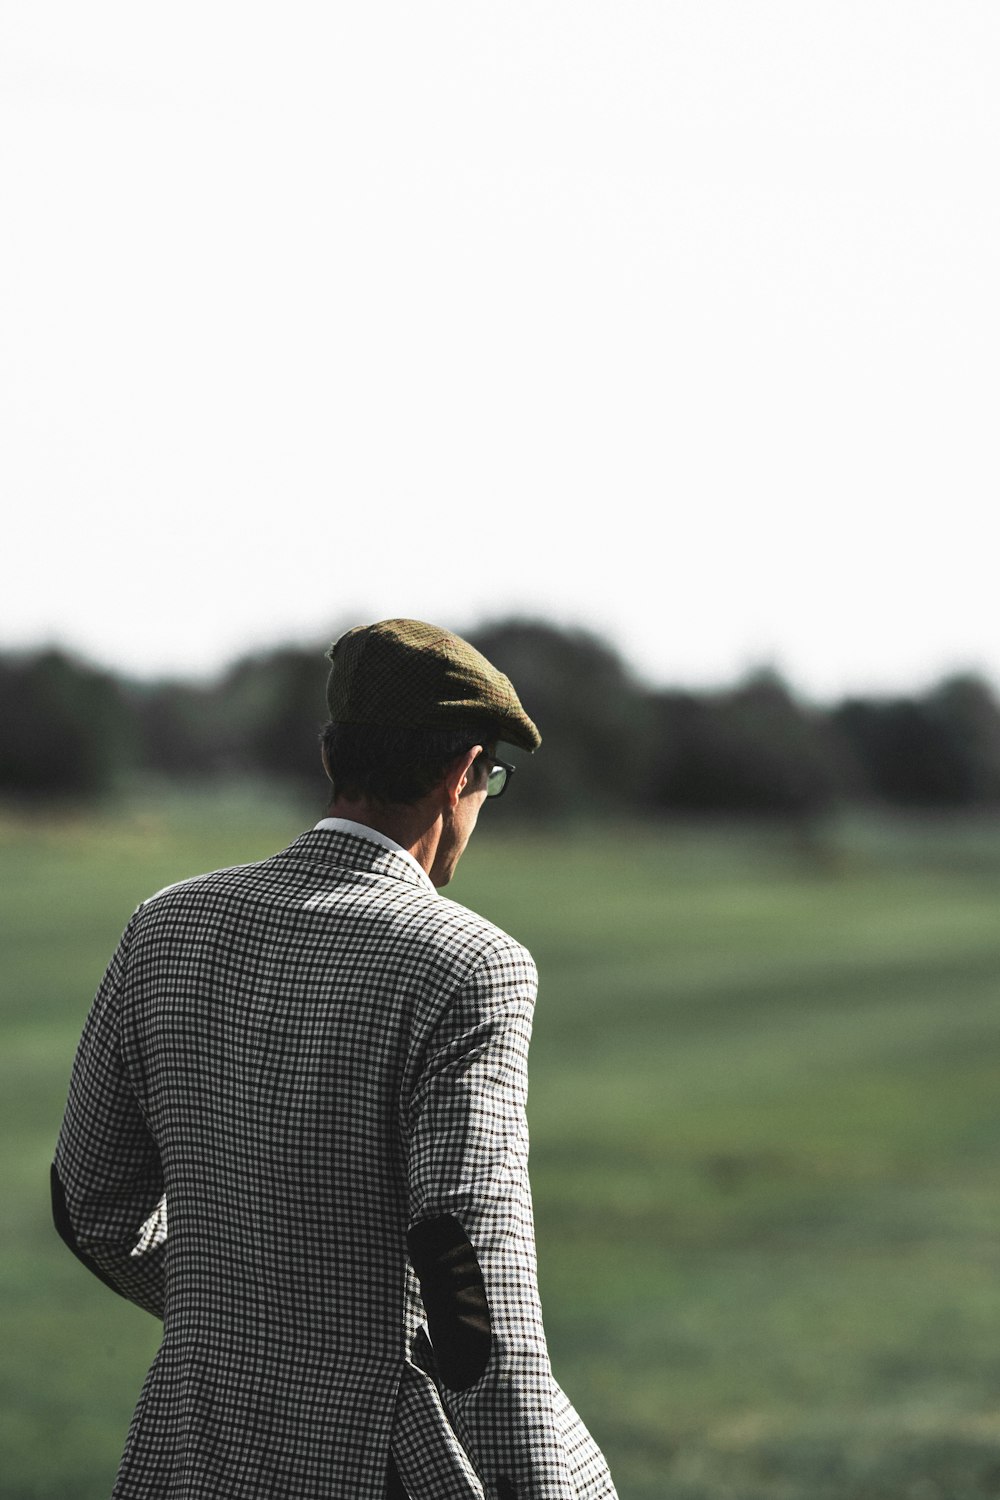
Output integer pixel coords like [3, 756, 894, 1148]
[3, 2, 998, 698]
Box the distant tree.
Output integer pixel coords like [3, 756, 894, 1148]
[928, 674, 1000, 803]
[467, 619, 648, 818]
[643, 669, 843, 816]
[246, 648, 330, 786]
[127, 679, 221, 777]
[833, 673, 1000, 807]
[0, 649, 132, 798]
[216, 647, 330, 792]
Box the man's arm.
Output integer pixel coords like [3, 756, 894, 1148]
[52, 920, 167, 1319]
[405, 935, 616, 1500]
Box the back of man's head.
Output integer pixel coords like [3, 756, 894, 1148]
[321, 619, 539, 806]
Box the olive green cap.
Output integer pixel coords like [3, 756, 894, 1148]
[325, 619, 541, 752]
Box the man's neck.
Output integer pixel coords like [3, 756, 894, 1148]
[326, 797, 443, 881]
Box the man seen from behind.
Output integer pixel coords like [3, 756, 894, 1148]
[52, 619, 618, 1500]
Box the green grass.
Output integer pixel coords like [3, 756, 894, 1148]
[3, 794, 1000, 1498]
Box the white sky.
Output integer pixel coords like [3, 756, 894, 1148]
[3, 2, 998, 700]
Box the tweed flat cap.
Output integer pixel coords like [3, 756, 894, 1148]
[326, 619, 541, 752]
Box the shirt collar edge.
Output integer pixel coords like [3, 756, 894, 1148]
[311, 817, 436, 893]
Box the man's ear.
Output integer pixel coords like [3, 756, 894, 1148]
[443, 745, 484, 810]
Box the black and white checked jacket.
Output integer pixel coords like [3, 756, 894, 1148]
[53, 823, 617, 1500]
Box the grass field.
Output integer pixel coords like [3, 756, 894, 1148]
[2, 789, 1000, 1499]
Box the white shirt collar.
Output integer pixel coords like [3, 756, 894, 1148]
[312, 817, 436, 893]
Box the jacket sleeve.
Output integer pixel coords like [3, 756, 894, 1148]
[52, 919, 167, 1318]
[405, 935, 615, 1500]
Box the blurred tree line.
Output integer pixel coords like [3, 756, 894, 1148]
[3, 623, 1000, 818]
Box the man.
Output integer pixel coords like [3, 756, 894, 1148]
[53, 618, 618, 1500]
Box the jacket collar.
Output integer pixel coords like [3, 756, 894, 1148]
[279, 820, 437, 894]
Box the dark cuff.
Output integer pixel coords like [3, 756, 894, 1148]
[50, 1161, 123, 1300]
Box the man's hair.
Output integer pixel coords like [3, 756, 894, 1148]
[320, 721, 494, 806]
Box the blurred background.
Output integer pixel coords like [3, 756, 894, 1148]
[3, 3, 1000, 1497]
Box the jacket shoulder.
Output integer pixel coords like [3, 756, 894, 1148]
[140, 862, 257, 906]
[420, 893, 534, 975]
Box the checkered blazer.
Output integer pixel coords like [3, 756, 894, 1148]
[53, 825, 617, 1500]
